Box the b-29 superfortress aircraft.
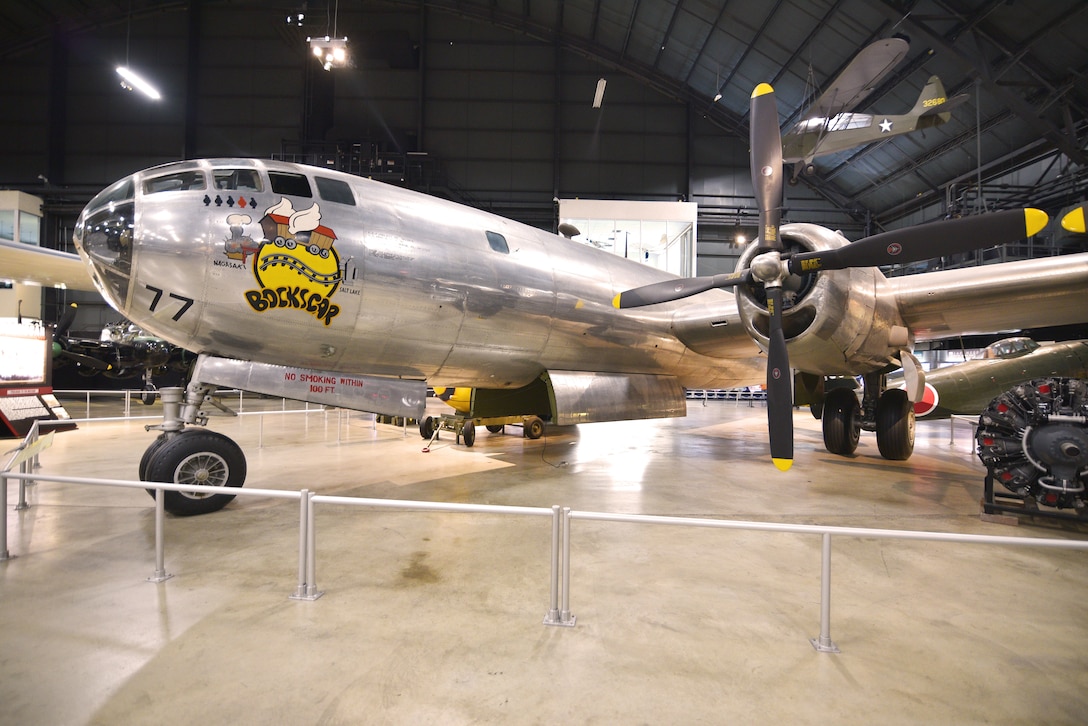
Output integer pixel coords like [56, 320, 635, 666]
[5, 84, 1088, 515]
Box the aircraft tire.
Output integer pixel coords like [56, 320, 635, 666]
[876, 389, 915, 460]
[822, 387, 860, 456]
[141, 384, 157, 405]
[419, 416, 436, 439]
[140, 433, 171, 482]
[142, 429, 246, 516]
[524, 416, 545, 440]
[462, 420, 475, 447]
[486, 424, 504, 433]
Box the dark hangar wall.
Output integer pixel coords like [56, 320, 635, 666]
[0, 3, 851, 277]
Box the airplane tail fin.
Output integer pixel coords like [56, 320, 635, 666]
[910, 75, 950, 117]
[910, 75, 969, 127]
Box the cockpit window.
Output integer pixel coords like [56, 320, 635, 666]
[269, 172, 312, 198]
[213, 169, 263, 192]
[984, 337, 1039, 359]
[485, 231, 510, 254]
[315, 176, 355, 206]
[144, 170, 206, 194]
[88, 177, 135, 210]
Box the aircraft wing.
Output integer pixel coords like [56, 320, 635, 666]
[890, 252, 1088, 340]
[804, 37, 909, 119]
[0, 239, 97, 292]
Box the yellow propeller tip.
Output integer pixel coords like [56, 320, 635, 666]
[1061, 206, 1086, 234]
[1024, 208, 1049, 237]
[612, 293, 622, 309]
[752, 83, 774, 98]
[772, 457, 793, 472]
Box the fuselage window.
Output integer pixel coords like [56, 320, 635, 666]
[315, 176, 356, 206]
[269, 172, 313, 198]
[144, 171, 206, 194]
[486, 231, 510, 254]
[213, 169, 263, 192]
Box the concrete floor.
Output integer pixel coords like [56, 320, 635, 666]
[2, 394, 1088, 725]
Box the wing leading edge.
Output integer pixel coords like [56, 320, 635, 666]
[0, 239, 97, 291]
[891, 252, 1088, 340]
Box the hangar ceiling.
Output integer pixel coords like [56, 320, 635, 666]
[1, 0, 1087, 232]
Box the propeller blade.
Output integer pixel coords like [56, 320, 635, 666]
[59, 350, 113, 370]
[613, 270, 752, 309]
[55, 303, 78, 337]
[764, 286, 794, 471]
[1062, 204, 1086, 234]
[787, 208, 1048, 274]
[750, 83, 784, 251]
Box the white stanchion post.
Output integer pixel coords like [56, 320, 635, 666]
[303, 491, 323, 600]
[15, 459, 29, 510]
[30, 419, 41, 469]
[559, 507, 576, 626]
[0, 471, 9, 560]
[544, 505, 562, 625]
[810, 532, 839, 652]
[147, 488, 173, 582]
[291, 489, 310, 599]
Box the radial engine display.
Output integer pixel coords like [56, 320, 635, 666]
[976, 378, 1088, 513]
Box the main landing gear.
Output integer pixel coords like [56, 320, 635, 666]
[139, 385, 245, 516]
[818, 372, 915, 460]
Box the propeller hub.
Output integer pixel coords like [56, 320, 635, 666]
[750, 251, 785, 285]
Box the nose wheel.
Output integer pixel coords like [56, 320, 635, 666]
[140, 429, 247, 515]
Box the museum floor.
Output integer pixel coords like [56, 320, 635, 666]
[3, 394, 1087, 725]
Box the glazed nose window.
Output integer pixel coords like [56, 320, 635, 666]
[78, 201, 135, 306]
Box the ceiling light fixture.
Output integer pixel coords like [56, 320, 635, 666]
[308, 36, 349, 71]
[307, 0, 348, 71]
[116, 10, 161, 100]
[117, 65, 161, 100]
[592, 78, 607, 109]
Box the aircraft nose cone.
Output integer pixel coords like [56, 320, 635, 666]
[74, 177, 137, 310]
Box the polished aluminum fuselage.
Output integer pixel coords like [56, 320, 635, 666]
[74, 159, 763, 391]
[72, 158, 1088, 399]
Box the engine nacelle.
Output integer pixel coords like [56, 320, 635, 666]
[734, 223, 910, 376]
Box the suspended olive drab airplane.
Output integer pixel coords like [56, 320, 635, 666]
[4, 88, 1088, 515]
[781, 37, 969, 181]
[895, 337, 1088, 419]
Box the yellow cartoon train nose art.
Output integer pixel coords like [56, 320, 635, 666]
[240, 197, 343, 326]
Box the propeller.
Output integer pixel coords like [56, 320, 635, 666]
[55, 302, 78, 337]
[613, 82, 1050, 470]
[1061, 204, 1086, 234]
[52, 303, 114, 372]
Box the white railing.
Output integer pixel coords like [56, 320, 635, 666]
[48, 390, 408, 448]
[54, 388, 292, 420]
[5, 452, 1088, 652]
[948, 413, 978, 445]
